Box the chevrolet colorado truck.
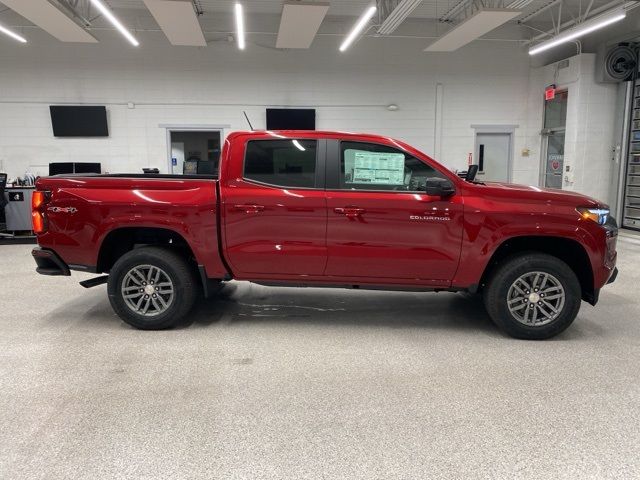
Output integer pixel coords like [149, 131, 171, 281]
[31, 130, 618, 339]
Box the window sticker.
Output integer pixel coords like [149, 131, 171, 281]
[344, 150, 405, 185]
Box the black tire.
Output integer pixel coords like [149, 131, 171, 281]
[483, 253, 581, 340]
[107, 246, 198, 330]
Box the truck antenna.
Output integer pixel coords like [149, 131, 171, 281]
[243, 111, 254, 131]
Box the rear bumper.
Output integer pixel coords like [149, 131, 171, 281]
[32, 247, 70, 276]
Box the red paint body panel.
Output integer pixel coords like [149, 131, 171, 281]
[219, 133, 328, 277]
[34, 130, 617, 295]
[452, 181, 614, 290]
[35, 176, 227, 278]
[324, 191, 463, 285]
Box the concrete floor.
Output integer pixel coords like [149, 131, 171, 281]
[1, 235, 639, 480]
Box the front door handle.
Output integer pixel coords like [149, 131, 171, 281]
[233, 204, 265, 214]
[334, 207, 366, 218]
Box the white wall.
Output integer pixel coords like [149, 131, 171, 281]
[0, 29, 538, 181]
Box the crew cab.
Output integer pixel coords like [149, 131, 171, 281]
[31, 131, 618, 339]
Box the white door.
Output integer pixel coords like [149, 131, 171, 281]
[171, 142, 185, 174]
[476, 133, 511, 182]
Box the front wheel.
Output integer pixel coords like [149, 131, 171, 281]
[483, 253, 582, 339]
[107, 247, 198, 330]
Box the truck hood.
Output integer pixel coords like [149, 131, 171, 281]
[480, 181, 604, 208]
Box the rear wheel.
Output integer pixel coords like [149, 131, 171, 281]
[107, 247, 198, 330]
[483, 253, 582, 339]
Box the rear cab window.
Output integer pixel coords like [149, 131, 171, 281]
[244, 139, 318, 188]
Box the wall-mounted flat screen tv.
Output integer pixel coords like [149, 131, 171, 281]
[73, 162, 101, 174]
[49, 162, 102, 175]
[50, 106, 109, 137]
[266, 108, 315, 130]
[49, 162, 74, 176]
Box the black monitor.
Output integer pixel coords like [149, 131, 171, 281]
[266, 108, 315, 130]
[49, 162, 74, 176]
[50, 106, 109, 137]
[49, 162, 101, 175]
[74, 163, 101, 174]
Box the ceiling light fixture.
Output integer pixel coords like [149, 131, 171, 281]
[89, 0, 139, 46]
[339, 5, 377, 52]
[425, 8, 520, 52]
[0, 23, 27, 43]
[235, 3, 246, 50]
[529, 7, 626, 55]
[377, 0, 422, 35]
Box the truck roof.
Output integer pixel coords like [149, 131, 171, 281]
[226, 130, 397, 141]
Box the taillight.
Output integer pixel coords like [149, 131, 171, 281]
[31, 191, 49, 234]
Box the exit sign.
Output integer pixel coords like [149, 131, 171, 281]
[545, 84, 556, 101]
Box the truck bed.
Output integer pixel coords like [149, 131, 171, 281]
[35, 174, 227, 279]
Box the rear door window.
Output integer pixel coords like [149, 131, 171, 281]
[244, 139, 318, 188]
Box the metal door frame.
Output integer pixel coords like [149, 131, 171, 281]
[160, 123, 230, 174]
[471, 125, 517, 183]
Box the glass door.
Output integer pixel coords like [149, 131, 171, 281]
[541, 90, 568, 189]
[544, 131, 565, 189]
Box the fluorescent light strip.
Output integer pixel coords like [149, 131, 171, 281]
[90, 0, 139, 46]
[235, 3, 245, 50]
[339, 5, 377, 52]
[0, 23, 27, 43]
[529, 8, 626, 55]
[378, 0, 422, 35]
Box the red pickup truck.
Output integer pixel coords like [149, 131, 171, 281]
[31, 130, 618, 339]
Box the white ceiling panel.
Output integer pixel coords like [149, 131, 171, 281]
[0, 0, 97, 43]
[276, 2, 330, 49]
[424, 8, 521, 51]
[143, 0, 206, 46]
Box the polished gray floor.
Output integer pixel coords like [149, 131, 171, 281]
[1, 234, 639, 480]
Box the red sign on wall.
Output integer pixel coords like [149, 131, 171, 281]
[545, 84, 556, 101]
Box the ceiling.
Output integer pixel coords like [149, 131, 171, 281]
[102, 0, 616, 24]
[0, 0, 634, 55]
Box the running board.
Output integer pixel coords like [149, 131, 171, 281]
[79, 275, 109, 289]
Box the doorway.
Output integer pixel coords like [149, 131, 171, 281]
[475, 132, 512, 182]
[541, 90, 568, 189]
[167, 129, 222, 175]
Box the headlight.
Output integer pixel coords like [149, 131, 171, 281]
[577, 207, 609, 225]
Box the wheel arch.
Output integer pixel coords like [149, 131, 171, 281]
[478, 235, 595, 304]
[97, 226, 197, 274]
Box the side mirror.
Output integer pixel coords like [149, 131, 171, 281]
[425, 177, 455, 197]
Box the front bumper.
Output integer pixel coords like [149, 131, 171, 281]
[32, 247, 70, 276]
[607, 266, 618, 285]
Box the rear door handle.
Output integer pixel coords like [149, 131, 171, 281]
[334, 207, 366, 218]
[233, 204, 265, 213]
